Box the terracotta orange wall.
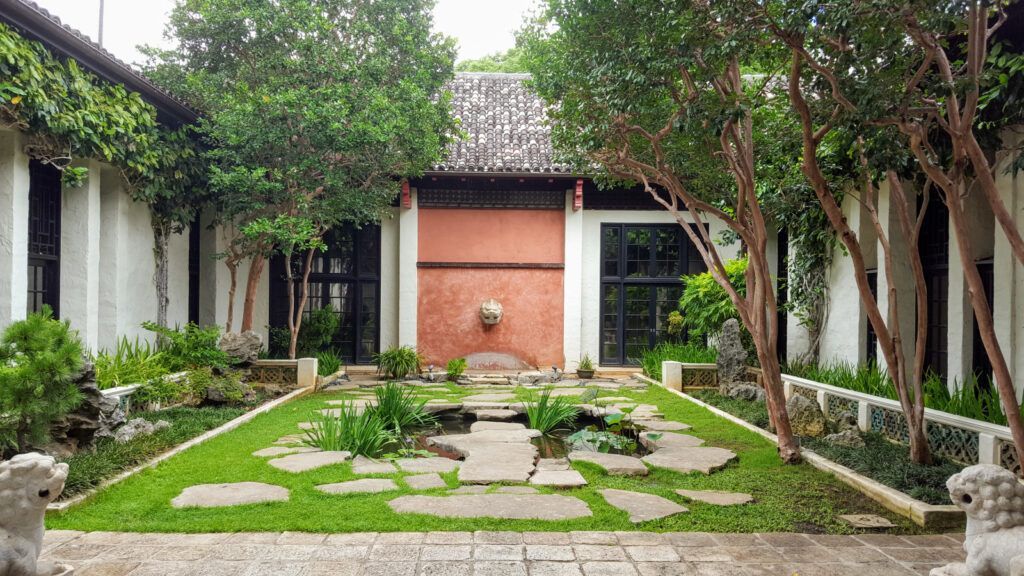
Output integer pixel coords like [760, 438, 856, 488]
[417, 208, 565, 368]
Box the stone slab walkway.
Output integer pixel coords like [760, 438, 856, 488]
[41, 530, 966, 576]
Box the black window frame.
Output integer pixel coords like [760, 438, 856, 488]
[26, 160, 61, 317]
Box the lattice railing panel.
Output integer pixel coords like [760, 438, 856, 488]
[825, 395, 857, 420]
[249, 365, 298, 386]
[790, 385, 817, 401]
[681, 367, 716, 388]
[927, 422, 979, 465]
[1001, 441, 1021, 476]
[870, 405, 910, 443]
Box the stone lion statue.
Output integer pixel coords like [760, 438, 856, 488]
[0, 453, 71, 576]
[930, 464, 1024, 576]
[479, 299, 503, 325]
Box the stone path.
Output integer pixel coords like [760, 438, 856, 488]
[171, 482, 289, 508]
[388, 494, 593, 520]
[41, 530, 968, 576]
[599, 489, 688, 523]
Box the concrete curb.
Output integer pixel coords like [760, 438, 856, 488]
[632, 372, 963, 529]
[49, 386, 315, 513]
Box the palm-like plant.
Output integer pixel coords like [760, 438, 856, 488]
[525, 388, 579, 433]
[368, 382, 436, 434]
[303, 403, 392, 457]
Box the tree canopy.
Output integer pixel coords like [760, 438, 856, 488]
[456, 47, 529, 73]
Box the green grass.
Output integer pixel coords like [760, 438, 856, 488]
[48, 385, 930, 534]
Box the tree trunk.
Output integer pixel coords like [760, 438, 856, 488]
[225, 256, 238, 333]
[288, 249, 316, 359]
[284, 251, 297, 359]
[240, 253, 265, 332]
[152, 220, 171, 329]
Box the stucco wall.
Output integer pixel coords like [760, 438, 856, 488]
[199, 218, 270, 343]
[0, 129, 29, 329]
[819, 193, 872, 367]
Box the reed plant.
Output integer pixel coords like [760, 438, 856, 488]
[303, 403, 392, 457]
[525, 388, 579, 433]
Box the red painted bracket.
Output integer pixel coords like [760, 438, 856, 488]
[573, 178, 584, 211]
[401, 180, 411, 209]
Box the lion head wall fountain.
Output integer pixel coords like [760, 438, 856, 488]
[0, 453, 73, 576]
[479, 298, 503, 327]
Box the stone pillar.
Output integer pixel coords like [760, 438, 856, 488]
[60, 160, 102, 351]
[398, 187, 418, 348]
[97, 166, 125, 351]
[563, 190, 584, 370]
[662, 361, 683, 391]
[0, 130, 29, 328]
[297, 357, 317, 388]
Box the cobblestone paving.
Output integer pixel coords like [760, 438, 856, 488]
[41, 530, 966, 576]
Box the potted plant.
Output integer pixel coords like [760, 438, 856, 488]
[577, 354, 595, 379]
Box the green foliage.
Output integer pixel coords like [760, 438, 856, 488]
[566, 429, 636, 453]
[298, 307, 340, 356]
[445, 358, 467, 382]
[0, 307, 84, 452]
[524, 388, 579, 433]
[577, 354, 594, 372]
[640, 343, 717, 380]
[316, 349, 344, 376]
[304, 404, 392, 457]
[374, 346, 423, 380]
[367, 382, 436, 434]
[94, 337, 170, 390]
[143, 322, 232, 372]
[456, 47, 528, 73]
[691, 389, 772, 430]
[665, 311, 685, 338]
[678, 258, 747, 339]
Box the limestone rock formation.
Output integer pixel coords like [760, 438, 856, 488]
[726, 384, 765, 403]
[48, 360, 124, 456]
[0, 453, 72, 576]
[785, 394, 826, 437]
[716, 319, 747, 393]
[822, 429, 865, 448]
[930, 465, 1024, 576]
[219, 330, 263, 365]
[114, 418, 171, 444]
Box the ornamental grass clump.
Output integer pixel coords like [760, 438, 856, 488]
[94, 336, 170, 390]
[368, 382, 435, 434]
[445, 358, 467, 381]
[374, 346, 423, 380]
[525, 388, 579, 433]
[303, 403, 392, 457]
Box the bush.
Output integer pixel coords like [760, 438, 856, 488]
[368, 382, 435, 434]
[297, 306, 340, 356]
[94, 336, 170, 389]
[143, 322, 233, 371]
[317, 349, 344, 376]
[640, 342, 717, 380]
[374, 345, 423, 380]
[679, 257, 747, 338]
[445, 358, 467, 381]
[304, 404, 392, 457]
[0, 307, 84, 453]
[525, 388, 579, 433]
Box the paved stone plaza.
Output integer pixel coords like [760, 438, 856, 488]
[41, 529, 966, 576]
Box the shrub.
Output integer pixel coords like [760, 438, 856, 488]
[317, 349, 344, 376]
[679, 257, 747, 338]
[445, 358, 467, 381]
[525, 388, 579, 433]
[368, 382, 435, 434]
[94, 336, 170, 389]
[0, 307, 84, 453]
[640, 342, 717, 380]
[374, 345, 423, 380]
[143, 322, 233, 371]
[297, 306, 340, 356]
[304, 404, 392, 457]
[578, 354, 594, 372]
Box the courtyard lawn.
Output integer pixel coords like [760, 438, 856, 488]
[48, 382, 926, 534]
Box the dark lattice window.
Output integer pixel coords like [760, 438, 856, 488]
[27, 160, 61, 316]
[865, 269, 878, 364]
[972, 259, 995, 389]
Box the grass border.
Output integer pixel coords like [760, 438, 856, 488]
[48, 385, 314, 513]
[632, 372, 964, 529]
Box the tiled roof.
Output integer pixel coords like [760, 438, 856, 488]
[434, 73, 571, 174]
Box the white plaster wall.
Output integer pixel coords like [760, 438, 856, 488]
[819, 193, 870, 366]
[61, 160, 102, 351]
[785, 234, 812, 363]
[201, 220, 271, 343]
[578, 210, 738, 366]
[0, 129, 29, 328]
[398, 188, 419, 347]
[380, 208, 400, 349]
[993, 131, 1024, 400]
[563, 192, 584, 370]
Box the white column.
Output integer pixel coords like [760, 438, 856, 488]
[398, 187, 419, 348]
[875, 180, 917, 381]
[379, 208, 401, 349]
[61, 160, 102, 351]
[993, 131, 1023, 400]
[563, 190, 583, 370]
[0, 130, 29, 328]
[98, 166, 124, 351]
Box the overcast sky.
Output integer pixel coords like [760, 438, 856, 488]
[32, 0, 534, 68]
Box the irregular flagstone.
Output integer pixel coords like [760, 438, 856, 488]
[470, 421, 525, 432]
[252, 446, 320, 458]
[599, 489, 687, 523]
[635, 419, 690, 432]
[457, 442, 538, 484]
[462, 393, 516, 402]
[495, 486, 539, 494]
[473, 409, 517, 422]
[404, 473, 447, 490]
[388, 494, 592, 520]
[273, 434, 306, 445]
[423, 402, 463, 414]
[316, 479, 398, 495]
[268, 450, 351, 473]
[567, 451, 648, 476]
[529, 470, 587, 488]
[536, 458, 570, 471]
[593, 397, 634, 405]
[675, 489, 753, 506]
[396, 457, 460, 474]
[171, 482, 289, 508]
[462, 401, 527, 414]
[297, 422, 314, 430]
[639, 431, 705, 450]
[428, 429, 541, 449]
[448, 485, 489, 494]
[641, 446, 737, 475]
[325, 398, 376, 407]
[352, 455, 398, 474]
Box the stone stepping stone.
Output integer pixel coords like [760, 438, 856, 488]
[635, 419, 690, 431]
[268, 450, 351, 473]
[639, 432, 705, 450]
[641, 447, 737, 475]
[427, 430, 541, 484]
[396, 457, 460, 474]
[839, 514, 896, 529]
[297, 422, 314, 430]
[463, 401, 527, 414]
[172, 482, 289, 508]
[675, 489, 753, 506]
[599, 489, 687, 523]
[536, 458, 570, 471]
[463, 393, 516, 402]
[325, 398, 376, 406]
[470, 421, 525, 432]
[423, 402, 463, 414]
[530, 470, 587, 488]
[317, 479, 398, 495]
[568, 451, 648, 476]
[495, 486, 538, 494]
[273, 434, 306, 445]
[594, 397, 634, 405]
[474, 409, 518, 422]
[388, 494, 592, 520]
[405, 473, 447, 490]
[252, 446, 319, 458]
[448, 485, 489, 495]
[352, 455, 397, 474]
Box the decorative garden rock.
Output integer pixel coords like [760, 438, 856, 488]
[930, 465, 1024, 576]
[113, 418, 171, 444]
[48, 361, 123, 455]
[785, 394, 826, 437]
[834, 410, 859, 432]
[822, 430, 865, 449]
[479, 299, 504, 325]
[0, 453, 72, 576]
[716, 319, 747, 393]
[219, 330, 263, 365]
[726, 384, 765, 403]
